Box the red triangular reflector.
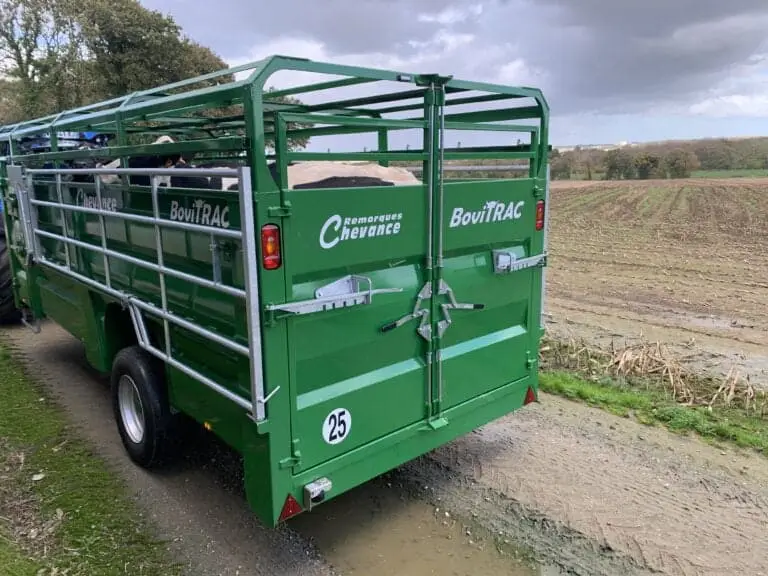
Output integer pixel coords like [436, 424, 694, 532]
[524, 386, 538, 405]
[278, 494, 303, 522]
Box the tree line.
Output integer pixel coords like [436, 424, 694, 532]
[550, 137, 768, 180]
[0, 0, 313, 150]
[0, 0, 236, 124]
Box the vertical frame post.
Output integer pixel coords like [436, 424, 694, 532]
[55, 173, 72, 270]
[151, 175, 171, 357]
[94, 176, 111, 287]
[540, 164, 551, 330]
[238, 166, 267, 421]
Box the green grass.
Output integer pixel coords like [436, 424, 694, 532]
[0, 537, 43, 575]
[540, 371, 768, 453]
[0, 344, 182, 576]
[691, 168, 768, 178]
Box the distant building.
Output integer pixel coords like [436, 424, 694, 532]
[553, 141, 637, 153]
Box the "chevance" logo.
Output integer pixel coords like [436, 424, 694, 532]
[320, 212, 403, 249]
[449, 200, 525, 228]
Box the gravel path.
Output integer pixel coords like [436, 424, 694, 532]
[5, 321, 768, 575]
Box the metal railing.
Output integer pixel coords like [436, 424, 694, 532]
[8, 165, 273, 422]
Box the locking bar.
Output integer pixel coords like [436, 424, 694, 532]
[380, 281, 431, 337]
[436, 279, 484, 338]
[381, 279, 483, 340]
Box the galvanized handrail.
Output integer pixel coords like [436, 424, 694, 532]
[11, 165, 272, 422]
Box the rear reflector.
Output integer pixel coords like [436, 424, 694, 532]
[524, 386, 538, 405]
[278, 494, 303, 522]
[261, 224, 282, 270]
[535, 200, 545, 231]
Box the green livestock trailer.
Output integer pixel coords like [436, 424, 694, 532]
[0, 55, 550, 527]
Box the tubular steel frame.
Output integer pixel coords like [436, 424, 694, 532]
[0, 53, 550, 430]
[9, 165, 272, 421]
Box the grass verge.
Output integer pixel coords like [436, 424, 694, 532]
[0, 344, 182, 576]
[691, 168, 768, 179]
[539, 337, 768, 454]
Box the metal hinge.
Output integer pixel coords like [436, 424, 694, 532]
[278, 456, 300, 469]
[279, 439, 302, 469]
[268, 200, 292, 217]
[526, 350, 537, 370]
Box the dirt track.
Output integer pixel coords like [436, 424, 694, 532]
[4, 322, 768, 576]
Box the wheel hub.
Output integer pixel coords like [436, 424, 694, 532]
[118, 375, 145, 444]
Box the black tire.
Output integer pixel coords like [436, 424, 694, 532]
[0, 218, 21, 325]
[110, 346, 177, 469]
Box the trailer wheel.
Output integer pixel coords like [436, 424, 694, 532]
[0, 219, 21, 325]
[111, 346, 175, 468]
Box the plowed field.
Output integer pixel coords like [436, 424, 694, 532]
[545, 177, 768, 386]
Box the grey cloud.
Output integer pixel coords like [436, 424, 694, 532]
[510, 0, 768, 112]
[141, 0, 456, 58]
[140, 0, 768, 116]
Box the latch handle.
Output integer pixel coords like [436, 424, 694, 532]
[380, 321, 398, 333]
[458, 303, 485, 310]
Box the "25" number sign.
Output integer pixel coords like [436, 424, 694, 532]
[322, 408, 351, 445]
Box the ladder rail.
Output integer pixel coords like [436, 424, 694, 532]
[12, 164, 272, 422]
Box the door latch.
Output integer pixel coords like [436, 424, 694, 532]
[381, 280, 483, 340]
[380, 281, 431, 337]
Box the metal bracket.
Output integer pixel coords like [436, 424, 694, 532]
[493, 251, 547, 275]
[266, 274, 402, 318]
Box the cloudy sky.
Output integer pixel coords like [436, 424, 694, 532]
[140, 0, 768, 146]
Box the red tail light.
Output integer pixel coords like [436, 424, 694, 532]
[535, 200, 545, 231]
[278, 493, 303, 522]
[261, 224, 282, 270]
[524, 386, 538, 405]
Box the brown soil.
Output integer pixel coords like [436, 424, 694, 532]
[545, 178, 768, 387]
[407, 394, 768, 576]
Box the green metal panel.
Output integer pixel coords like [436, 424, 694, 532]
[274, 182, 428, 472]
[438, 179, 539, 410]
[0, 54, 550, 527]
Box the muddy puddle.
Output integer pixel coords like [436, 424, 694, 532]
[289, 476, 563, 576]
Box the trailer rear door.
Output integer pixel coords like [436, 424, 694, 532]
[435, 177, 544, 413]
[271, 174, 545, 473]
[273, 182, 431, 472]
[267, 98, 546, 476]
